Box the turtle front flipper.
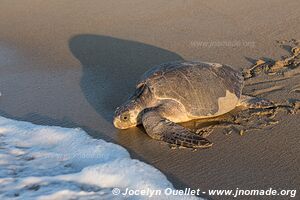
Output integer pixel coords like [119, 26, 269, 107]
[142, 110, 212, 148]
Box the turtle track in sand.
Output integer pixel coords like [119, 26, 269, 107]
[182, 39, 300, 146]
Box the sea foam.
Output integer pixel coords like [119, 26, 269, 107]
[0, 116, 199, 199]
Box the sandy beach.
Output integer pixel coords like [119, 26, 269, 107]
[1, 1, 300, 199]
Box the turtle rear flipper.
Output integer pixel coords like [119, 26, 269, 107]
[237, 95, 275, 109]
[142, 110, 212, 148]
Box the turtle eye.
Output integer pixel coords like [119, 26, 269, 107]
[121, 113, 130, 121]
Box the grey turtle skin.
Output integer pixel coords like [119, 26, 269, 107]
[113, 61, 273, 148]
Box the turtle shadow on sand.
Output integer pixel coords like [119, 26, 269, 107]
[69, 34, 184, 122]
[68, 36, 212, 195]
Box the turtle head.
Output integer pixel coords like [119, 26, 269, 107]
[113, 84, 152, 129]
[113, 100, 143, 129]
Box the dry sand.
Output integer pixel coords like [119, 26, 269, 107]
[0, 1, 300, 199]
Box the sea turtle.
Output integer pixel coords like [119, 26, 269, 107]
[113, 61, 273, 148]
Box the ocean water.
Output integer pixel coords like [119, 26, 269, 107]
[0, 116, 199, 200]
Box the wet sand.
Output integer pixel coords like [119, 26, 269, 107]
[1, 1, 300, 199]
